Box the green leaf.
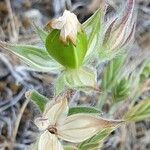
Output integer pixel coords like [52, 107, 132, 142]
[2, 42, 62, 73]
[128, 61, 150, 99]
[33, 24, 48, 43]
[46, 29, 87, 69]
[28, 90, 48, 112]
[55, 67, 97, 95]
[78, 128, 114, 150]
[83, 9, 103, 63]
[124, 99, 150, 122]
[140, 61, 150, 82]
[112, 78, 130, 103]
[68, 106, 101, 116]
[88, 128, 113, 143]
[64, 145, 77, 150]
[79, 143, 101, 150]
[101, 54, 126, 91]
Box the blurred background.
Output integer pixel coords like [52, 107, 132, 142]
[0, 0, 150, 150]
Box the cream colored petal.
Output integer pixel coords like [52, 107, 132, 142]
[68, 33, 77, 46]
[57, 114, 122, 143]
[51, 18, 65, 29]
[38, 131, 63, 150]
[50, 10, 81, 44]
[60, 28, 67, 43]
[34, 117, 49, 131]
[43, 98, 69, 126]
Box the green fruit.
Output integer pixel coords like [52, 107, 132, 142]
[45, 29, 87, 69]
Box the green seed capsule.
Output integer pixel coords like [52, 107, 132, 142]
[45, 29, 87, 69]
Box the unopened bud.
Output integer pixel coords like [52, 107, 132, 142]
[100, 0, 136, 58]
[45, 10, 87, 69]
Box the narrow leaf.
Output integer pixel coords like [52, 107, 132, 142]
[112, 78, 130, 103]
[89, 128, 113, 143]
[0, 42, 62, 73]
[68, 107, 101, 116]
[140, 61, 150, 82]
[124, 99, 150, 122]
[64, 145, 77, 150]
[79, 143, 101, 150]
[78, 128, 116, 150]
[83, 9, 103, 62]
[101, 54, 126, 91]
[27, 90, 48, 112]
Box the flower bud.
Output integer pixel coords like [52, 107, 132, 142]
[45, 10, 87, 69]
[100, 0, 136, 59]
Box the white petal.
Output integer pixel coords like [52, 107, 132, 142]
[43, 98, 69, 126]
[57, 114, 122, 143]
[34, 117, 49, 131]
[38, 131, 63, 150]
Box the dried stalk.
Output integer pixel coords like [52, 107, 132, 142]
[10, 96, 30, 150]
[5, 0, 19, 42]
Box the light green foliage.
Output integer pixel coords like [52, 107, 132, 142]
[83, 9, 103, 63]
[112, 78, 130, 103]
[101, 54, 126, 91]
[140, 62, 150, 82]
[68, 106, 100, 116]
[64, 146, 77, 150]
[78, 128, 114, 150]
[5, 43, 62, 73]
[28, 90, 100, 116]
[46, 29, 87, 69]
[28, 90, 48, 112]
[128, 61, 150, 99]
[79, 143, 101, 150]
[124, 99, 150, 122]
[98, 54, 127, 108]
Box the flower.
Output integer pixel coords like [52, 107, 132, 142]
[35, 98, 122, 150]
[46, 10, 81, 45]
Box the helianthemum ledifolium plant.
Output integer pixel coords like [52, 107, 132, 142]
[0, 0, 150, 149]
[0, 0, 137, 95]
